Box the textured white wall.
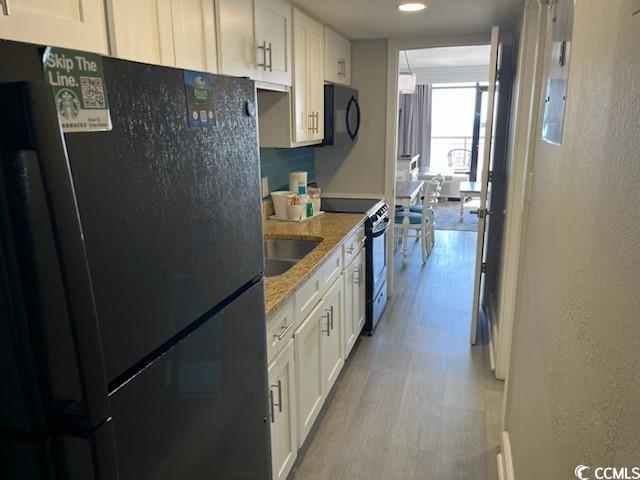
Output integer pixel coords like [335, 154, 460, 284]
[506, 1, 640, 478]
[314, 39, 388, 196]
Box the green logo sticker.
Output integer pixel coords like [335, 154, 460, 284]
[43, 47, 112, 133]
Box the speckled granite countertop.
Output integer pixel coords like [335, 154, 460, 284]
[263, 212, 367, 316]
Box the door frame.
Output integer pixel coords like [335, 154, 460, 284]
[498, 0, 549, 477]
[384, 32, 491, 296]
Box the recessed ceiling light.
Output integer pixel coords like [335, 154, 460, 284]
[398, 1, 427, 12]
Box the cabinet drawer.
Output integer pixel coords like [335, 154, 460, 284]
[322, 248, 342, 290]
[294, 268, 323, 326]
[266, 298, 295, 364]
[343, 224, 365, 267]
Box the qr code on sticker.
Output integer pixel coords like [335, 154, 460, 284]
[80, 76, 106, 109]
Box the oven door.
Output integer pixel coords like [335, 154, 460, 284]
[371, 218, 389, 296]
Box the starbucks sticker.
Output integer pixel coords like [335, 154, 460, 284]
[183, 70, 217, 128]
[42, 47, 112, 133]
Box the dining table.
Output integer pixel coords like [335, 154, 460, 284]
[395, 180, 425, 266]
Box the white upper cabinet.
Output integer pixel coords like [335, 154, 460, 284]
[216, 0, 257, 79]
[324, 27, 350, 85]
[292, 8, 324, 144]
[0, 0, 108, 54]
[217, 0, 291, 87]
[254, 0, 292, 86]
[171, 0, 217, 72]
[107, 0, 216, 72]
[106, 0, 174, 66]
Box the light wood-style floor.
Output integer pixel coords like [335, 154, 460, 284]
[290, 230, 504, 480]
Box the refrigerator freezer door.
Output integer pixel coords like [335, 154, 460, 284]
[61, 60, 264, 385]
[109, 280, 270, 480]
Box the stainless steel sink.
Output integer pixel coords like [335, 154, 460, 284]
[263, 238, 320, 277]
[265, 258, 298, 277]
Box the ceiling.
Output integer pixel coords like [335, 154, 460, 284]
[399, 45, 491, 71]
[290, 0, 523, 40]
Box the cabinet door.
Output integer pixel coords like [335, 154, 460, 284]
[171, 0, 217, 72]
[294, 301, 323, 446]
[254, 0, 291, 86]
[106, 0, 174, 66]
[268, 339, 297, 480]
[0, 0, 108, 54]
[339, 34, 351, 85]
[306, 16, 324, 141]
[292, 10, 308, 143]
[355, 248, 366, 333]
[323, 27, 340, 84]
[321, 274, 344, 396]
[216, 0, 258, 79]
[344, 250, 364, 357]
[344, 263, 356, 356]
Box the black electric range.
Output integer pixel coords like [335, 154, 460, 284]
[321, 197, 390, 334]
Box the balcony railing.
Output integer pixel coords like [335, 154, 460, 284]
[430, 136, 485, 173]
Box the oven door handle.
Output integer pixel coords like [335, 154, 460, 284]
[371, 219, 390, 238]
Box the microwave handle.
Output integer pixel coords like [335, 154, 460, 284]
[346, 96, 361, 140]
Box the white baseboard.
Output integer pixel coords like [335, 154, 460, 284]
[500, 431, 515, 480]
[485, 306, 497, 372]
[497, 453, 506, 480]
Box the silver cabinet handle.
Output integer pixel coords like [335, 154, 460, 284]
[338, 59, 346, 76]
[257, 41, 268, 71]
[329, 305, 334, 330]
[274, 323, 293, 341]
[267, 42, 273, 72]
[271, 380, 282, 413]
[322, 312, 331, 336]
[354, 266, 361, 285]
[313, 112, 319, 133]
[269, 389, 275, 423]
[1, 0, 10, 15]
[308, 113, 315, 132]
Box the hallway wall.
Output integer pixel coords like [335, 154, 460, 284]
[506, 1, 640, 478]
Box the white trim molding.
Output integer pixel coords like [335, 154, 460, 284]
[499, 430, 515, 480]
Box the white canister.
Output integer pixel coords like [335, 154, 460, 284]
[271, 191, 291, 219]
[287, 204, 305, 221]
[289, 171, 308, 195]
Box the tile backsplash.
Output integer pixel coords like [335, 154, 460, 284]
[260, 147, 316, 197]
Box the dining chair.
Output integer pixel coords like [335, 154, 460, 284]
[394, 183, 432, 263]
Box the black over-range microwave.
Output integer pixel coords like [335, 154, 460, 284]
[322, 84, 361, 146]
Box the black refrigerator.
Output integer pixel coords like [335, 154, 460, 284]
[0, 41, 271, 480]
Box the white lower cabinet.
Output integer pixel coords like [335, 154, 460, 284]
[268, 338, 297, 480]
[320, 275, 344, 396]
[268, 228, 366, 460]
[344, 248, 365, 356]
[294, 300, 324, 447]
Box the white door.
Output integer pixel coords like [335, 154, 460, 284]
[470, 26, 500, 345]
[216, 0, 258, 79]
[254, 0, 291, 86]
[294, 301, 323, 446]
[321, 275, 344, 395]
[306, 17, 324, 141]
[106, 0, 175, 66]
[268, 339, 297, 480]
[0, 0, 108, 54]
[171, 0, 217, 72]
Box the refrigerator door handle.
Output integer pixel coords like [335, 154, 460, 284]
[0, 82, 112, 431]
